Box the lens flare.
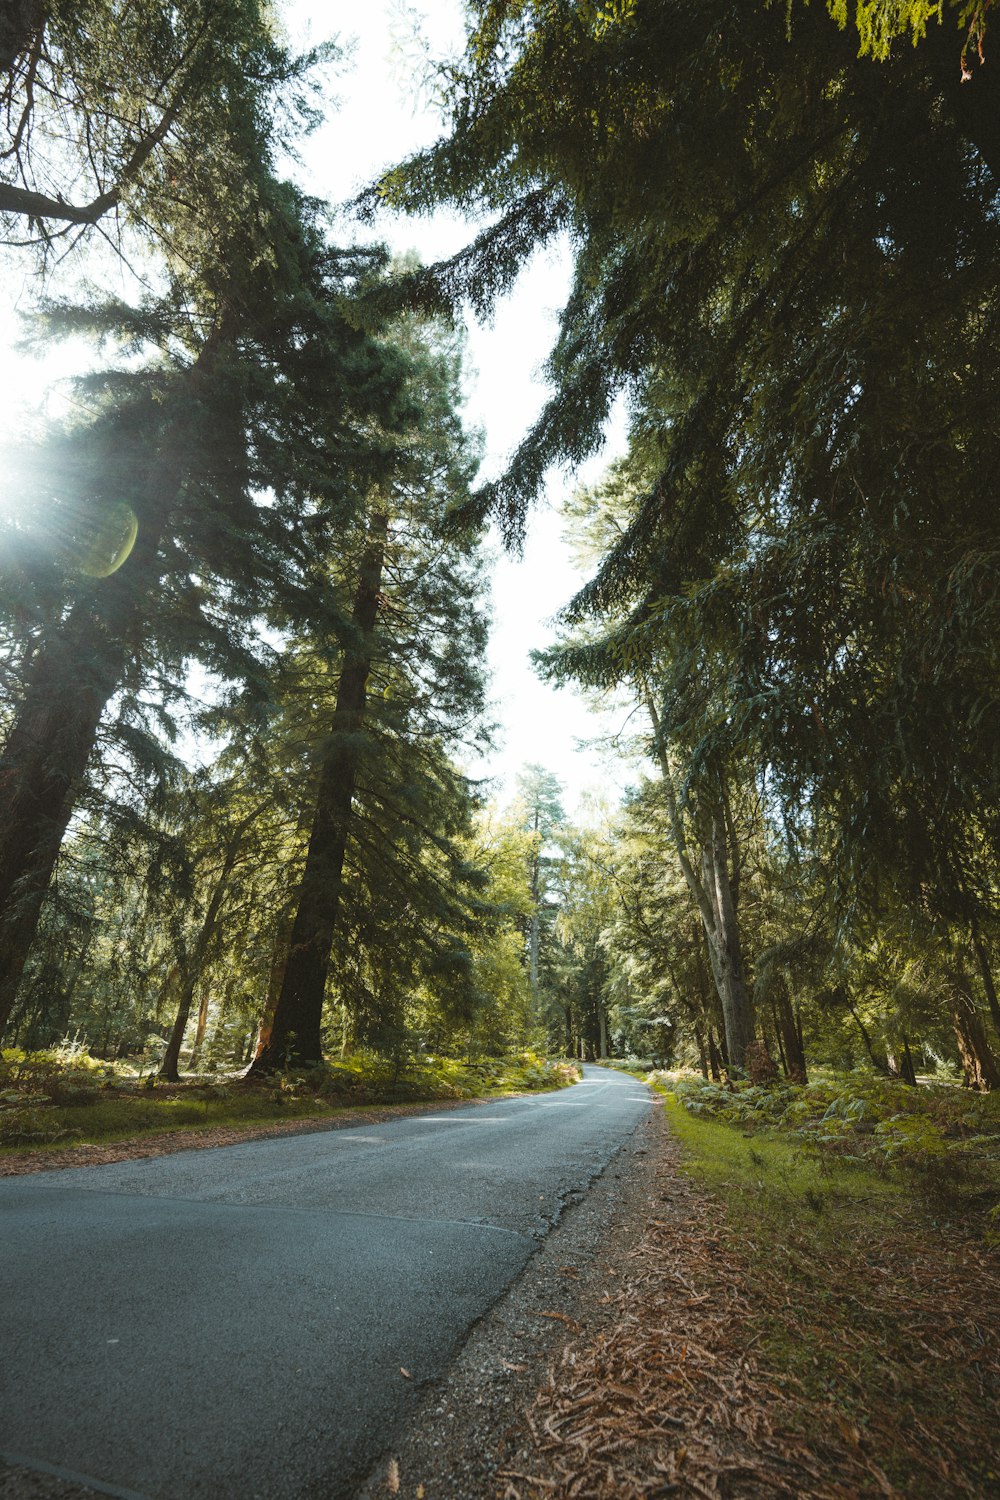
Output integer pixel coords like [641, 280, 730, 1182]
[76, 501, 139, 578]
[72, 501, 137, 576]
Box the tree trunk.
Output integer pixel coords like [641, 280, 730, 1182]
[187, 984, 211, 1070]
[969, 932, 1000, 1041]
[775, 973, 807, 1083]
[529, 907, 540, 1005]
[159, 839, 239, 1081]
[643, 693, 754, 1073]
[251, 515, 388, 1073]
[254, 905, 296, 1064]
[694, 1022, 709, 1080]
[528, 806, 541, 1008]
[707, 1027, 723, 1083]
[843, 991, 891, 1076]
[154, 963, 182, 1025]
[950, 982, 1000, 1092]
[0, 611, 128, 1038]
[772, 1002, 789, 1075]
[698, 809, 755, 1072]
[899, 1032, 918, 1087]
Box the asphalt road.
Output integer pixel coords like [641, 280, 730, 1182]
[0, 1065, 652, 1500]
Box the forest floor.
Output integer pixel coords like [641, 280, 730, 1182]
[363, 1091, 1000, 1500]
[0, 1049, 577, 1165]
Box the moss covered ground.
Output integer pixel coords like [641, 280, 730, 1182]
[653, 1072, 1000, 1495]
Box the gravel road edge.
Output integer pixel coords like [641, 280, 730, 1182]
[355, 1103, 662, 1500]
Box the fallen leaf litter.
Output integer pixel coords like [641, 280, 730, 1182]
[495, 1120, 1000, 1500]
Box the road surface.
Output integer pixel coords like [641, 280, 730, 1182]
[0, 1064, 652, 1500]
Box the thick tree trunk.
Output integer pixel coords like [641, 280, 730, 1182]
[0, 612, 126, 1037]
[899, 1032, 918, 1087]
[643, 693, 754, 1073]
[251, 516, 388, 1073]
[158, 982, 196, 1085]
[253, 905, 296, 1064]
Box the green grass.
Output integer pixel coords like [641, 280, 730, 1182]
[0, 1047, 580, 1155]
[663, 1088, 903, 1224]
[660, 1087, 1000, 1496]
[0, 1091, 347, 1154]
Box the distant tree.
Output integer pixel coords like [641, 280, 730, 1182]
[551, 818, 617, 1060]
[512, 764, 565, 1010]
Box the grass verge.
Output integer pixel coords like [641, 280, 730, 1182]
[0, 1048, 579, 1157]
[663, 1088, 1000, 1497]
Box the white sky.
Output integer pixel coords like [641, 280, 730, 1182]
[0, 0, 635, 820]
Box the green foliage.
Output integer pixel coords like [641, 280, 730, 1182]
[0, 0, 331, 257]
[0, 1041, 115, 1104]
[667, 1069, 1000, 1195]
[275, 1049, 579, 1105]
[821, 1, 987, 60]
[0, 1044, 579, 1150]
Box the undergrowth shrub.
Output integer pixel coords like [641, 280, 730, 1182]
[666, 1071, 1000, 1209]
[0, 1044, 580, 1149]
[268, 1050, 579, 1105]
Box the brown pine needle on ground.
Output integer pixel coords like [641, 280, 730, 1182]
[504, 1106, 1000, 1499]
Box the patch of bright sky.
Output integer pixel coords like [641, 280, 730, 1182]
[0, 0, 637, 821]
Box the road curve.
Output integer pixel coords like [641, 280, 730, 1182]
[0, 1064, 652, 1500]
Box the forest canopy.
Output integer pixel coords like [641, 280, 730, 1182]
[1, 0, 999, 1105]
